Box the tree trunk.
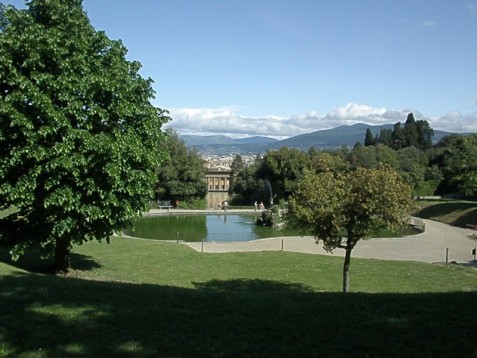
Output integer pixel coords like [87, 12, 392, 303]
[54, 237, 71, 274]
[342, 246, 352, 293]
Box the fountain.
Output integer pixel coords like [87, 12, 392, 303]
[263, 178, 274, 206]
[256, 179, 279, 227]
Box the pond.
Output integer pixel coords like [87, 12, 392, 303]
[123, 214, 423, 243]
[124, 214, 302, 242]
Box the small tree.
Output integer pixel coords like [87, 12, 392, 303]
[0, 0, 169, 272]
[288, 165, 414, 293]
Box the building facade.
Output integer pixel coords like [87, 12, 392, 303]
[205, 168, 232, 209]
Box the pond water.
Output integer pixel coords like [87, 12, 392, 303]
[124, 214, 301, 242]
[123, 214, 422, 243]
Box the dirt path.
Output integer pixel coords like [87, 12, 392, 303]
[185, 219, 477, 266]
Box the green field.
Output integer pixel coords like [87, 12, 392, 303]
[1, 236, 477, 357]
[416, 199, 477, 228]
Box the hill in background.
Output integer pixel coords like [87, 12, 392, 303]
[181, 123, 455, 155]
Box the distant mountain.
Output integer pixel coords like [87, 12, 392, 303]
[271, 123, 454, 150]
[236, 136, 278, 145]
[182, 135, 236, 146]
[182, 123, 457, 154]
[181, 135, 278, 154]
[266, 123, 388, 150]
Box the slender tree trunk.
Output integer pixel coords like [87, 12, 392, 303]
[342, 246, 352, 293]
[54, 237, 71, 274]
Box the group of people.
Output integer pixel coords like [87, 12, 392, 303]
[217, 201, 229, 211]
[254, 201, 265, 211]
[216, 201, 266, 211]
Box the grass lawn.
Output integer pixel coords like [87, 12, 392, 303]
[1, 237, 477, 357]
[415, 199, 477, 228]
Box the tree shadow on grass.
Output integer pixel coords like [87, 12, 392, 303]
[0, 247, 102, 274]
[416, 202, 477, 228]
[1, 272, 476, 357]
[452, 208, 477, 228]
[193, 278, 316, 293]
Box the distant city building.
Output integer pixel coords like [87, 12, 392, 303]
[205, 167, 232, 210]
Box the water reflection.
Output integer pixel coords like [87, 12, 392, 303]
[124, 214, 294, 242]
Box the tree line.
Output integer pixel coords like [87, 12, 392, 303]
[228, 114, 477, 206]
[364, 113, 433, 150]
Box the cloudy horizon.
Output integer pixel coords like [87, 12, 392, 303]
[166, 102, 477, 139]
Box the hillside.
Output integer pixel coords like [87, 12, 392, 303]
[181, 135, 278, 154]
[182, 123, 455, 154]
[266, 123, 389, 150]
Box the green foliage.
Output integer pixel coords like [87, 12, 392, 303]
[364, 128, 376, 146]
[391, 122, 406, 150]
[230, 156, 266, 205]
[435, 134, 477, 198]
[376, 127, 393, 147]
[0, 0, 169, 272]
[155, 128, 207, 203]
[176, 197, 206, 210]
[230, 169, 266, 205]
[256, 147, 310, 199]
[288, 165, 415, 292]
[396, 146, 429, 193]
[404, 113, 419, 147]
[376, 113, 434, 150]
[308, 149, 350, 173]
[349, 144, 397, 169]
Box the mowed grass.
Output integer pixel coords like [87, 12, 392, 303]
[416, 199, 477, 228]
[1, 237, 477, 357]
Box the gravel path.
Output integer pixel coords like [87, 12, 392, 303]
[184, 218, 477, 266]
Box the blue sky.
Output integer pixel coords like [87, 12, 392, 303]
[4, 0, 477, 138]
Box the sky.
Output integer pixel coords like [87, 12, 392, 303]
[4, 0, 477, 138]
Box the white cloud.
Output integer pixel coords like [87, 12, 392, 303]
[168, 107, 296, 139]
[326, 102, 387, 120]
[428, 111, 477, 133]
[167, 103, 477, 138]
[467, 3, 477, 13]
[423, 20, 435, 27]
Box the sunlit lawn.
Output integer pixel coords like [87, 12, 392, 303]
[1, 237, 477, 357]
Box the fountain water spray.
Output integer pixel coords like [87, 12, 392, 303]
[264, 179, 273, 206]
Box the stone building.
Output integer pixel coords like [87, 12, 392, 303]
[205, 168, 232, 209]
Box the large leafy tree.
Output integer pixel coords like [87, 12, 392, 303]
[0, 0, 169, 272]
[288, 166, 414, 293]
